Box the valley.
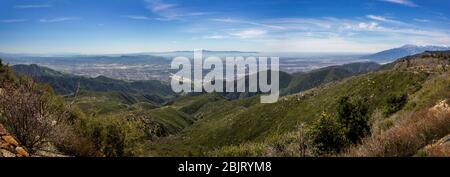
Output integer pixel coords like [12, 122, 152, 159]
[0, 52, 368, 81]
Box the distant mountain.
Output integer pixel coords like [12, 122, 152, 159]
[11, 64, 176, 104]
[0, 50, 259, 59]
[12, 61, 379, 104]
[281, 62, 380, 95]
[143, 50, 259, 57]
[361, 45, 450, 62]
[12, 64, 68, 78]
[380, 50, 450, 71]
[185, 62, 379, 100]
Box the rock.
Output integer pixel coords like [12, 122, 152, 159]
[430, 100, 450, 113]
[0, 124, 29, 157]
[0, 149, 16, 157]
[0, 139, 11, 149]
[1, 135, 19, 146]
[15, 147, 29, 157]
[437, 135, 450, 146]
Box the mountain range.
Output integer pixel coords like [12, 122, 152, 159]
[11, 61, 380, 103]
[0, 50, 259, 59]
[362, 44, 450, 62]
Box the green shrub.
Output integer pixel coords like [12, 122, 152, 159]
[0, 59, 17, 83]
[74, 116, 146, 157]
[337, 97, 370, 143]
[305, 97, 371, 155]
[104, 123, 126, 157]
[382, 93, 408, 117]
[306, 112, 349, 155]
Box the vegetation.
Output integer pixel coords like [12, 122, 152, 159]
[306, 112, 349, 155]
[336, 97, 370, 144]
[2, 51, 450, 157]
[281, 62, 380, 95]
[146, 70, 427, 156]
[347, 109, 450, 157]
[73, 115, 146, 157]
[1, 61, 147, 156]
[12, 64, 176, 104]
[0, 77, 67, 151]
[382, 93, 408, 117]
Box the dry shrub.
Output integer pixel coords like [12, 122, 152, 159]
[51, 123, 98, 156]
[421, 144, 450, 157]
[0, 77, 70, 152]
[347, 109, 450, 157]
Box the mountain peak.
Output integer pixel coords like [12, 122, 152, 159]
[401, 44, 449, 48]
[362, 45, 450, 62]
[401, 44, 418, 48]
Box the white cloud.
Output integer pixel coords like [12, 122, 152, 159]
[211, 18, 285, 30]
[380, 0, 418, 7]
[1, 19, 27, 23]
[145, 0, 208, 20]
[269, 18, 333, 29]
[264, 37, 395, 53]
[15, 4, 51, 9]
[39, 17, 80, 23]
[201, 15, 450, 52]
[146, 0, 177, 12]
[357, 22, 380, 30]
[203, 35, 227, 39]
[230, 29, 267, 39]
[120, 15, 150, 20]
[366, 15, 404, 24]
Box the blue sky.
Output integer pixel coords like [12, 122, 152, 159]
[1, 0, 450, 54]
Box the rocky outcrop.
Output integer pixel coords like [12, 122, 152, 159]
[0, 124, 30, 157]
[420, 100, 450, 156]
[430, 100, 450, 113]
[392, 51, 450, 73]
[422, 134, 450, 156]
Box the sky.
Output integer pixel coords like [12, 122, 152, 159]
[0, 0, 450, 54]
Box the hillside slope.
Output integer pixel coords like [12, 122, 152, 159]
[282, 62, 380, 95]
[147, 70, 427, 156]
[12, 64, 176, 105]
[144, 51, 450, 156]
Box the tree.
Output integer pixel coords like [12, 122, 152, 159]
[104, 123, 125, 157]
[337, 97, 370, 144]
[382, 93, 407, 117]
[0, 59, 16, 83]
[306, 112, 349, 155]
